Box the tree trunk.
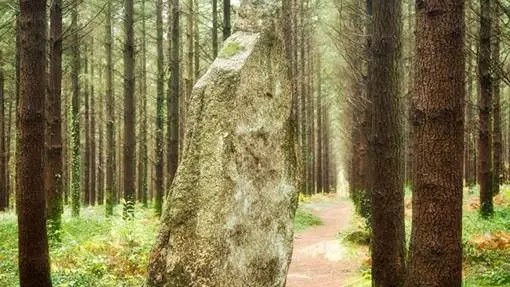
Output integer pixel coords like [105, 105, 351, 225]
[123, 0, 136, 218]
[105, 1, 115, 216]
[478, 0, 493, 218]
[71, 0, 81, 217]
[407, 0, 465, 285]
[155, 0, 165, 216]
[18, 0, 52, 285]
[316, 55, 323, 194]
[0, 52, 5, 212]
[465, 28, 475, 187]
[83, 43, 90, 206]
[62, 71, 69, 206]
[97, 61, 104, 205]
[46, 0, 63, 237]
[223, 0, 231, 40]
[89, 38, 96, 206]
[183, 0, 194, 139]
[194, 0, 200, 78]
[299, 0, 308, 194]
[323, 109, 330, 192]
[105, 2, 117, 216]
[306, 20, 314, 195]
[404, 0, 414, 186]
[358, 0, 373, 221]
[138, 0, 148, 207]
[492, 4, 501, 195]
[212, 0, 219, 57]
[147, 2, 297, 285]
[14, 16, 20, 213]
[167, 0, 180, 192]
[6, 95, 12, 209]
[369, 0, 405, 286]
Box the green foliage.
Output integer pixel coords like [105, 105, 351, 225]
[339, 215, 371, 246]
[0, 213, 18, 287]
[294, 207, 322, 232]
[219, 41, 244, 58]
[0, 205, 158, 287]
[343, 230, 371, 245]
[462, 188, 510, 286]
[350, 189, 371, 229]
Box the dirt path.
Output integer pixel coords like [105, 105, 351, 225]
[286, 198, 364, 287]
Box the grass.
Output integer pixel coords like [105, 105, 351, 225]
[0, 201, 322, 286]
[294, 207, 323, 232]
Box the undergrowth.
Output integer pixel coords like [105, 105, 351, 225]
[463, 188, 510, 286]
[1, 201, 322, 286]
[0, 205, 158, 287]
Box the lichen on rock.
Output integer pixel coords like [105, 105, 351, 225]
[146, 0, 297, 286]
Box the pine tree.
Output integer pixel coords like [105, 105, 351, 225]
[18, 0, 52, 285]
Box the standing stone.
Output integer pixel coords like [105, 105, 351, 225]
[146, 0, 298, 286]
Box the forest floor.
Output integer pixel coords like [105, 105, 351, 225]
[286, 195, 370, 287]
[1, 191, 509, 286]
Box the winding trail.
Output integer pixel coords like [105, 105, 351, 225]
[286, 197, 365, 287]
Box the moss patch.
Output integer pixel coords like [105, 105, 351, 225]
[219, 41, 244, 58]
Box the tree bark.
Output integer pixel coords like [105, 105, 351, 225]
[478, 0, 493, 217]
[316, 55, 323, 194]
[155, 0, 165, 216]
[407, 0, 465, 285]
[0, 52, 6, 212]
[46, 0, 63, 237]
[167, 0, 180, 192]
[97, 60, 104, 205]
[83, 43, 90, 206]
[90, 38, 96, 206]
[71, 0, 81, 217]
[358, 0, 373, 222]
[465, 28, 476, 187]
[223, 0, 231, 40]
[138, 0, 148, 207]
[492, 4, 501, 195]
[369, 0, 405, 286]
[194, 0, 200, 78]
[105, 1, 115, 216]
[6, 94, 12, 209]
[123, 0, 136, 218]
[18, 0, 52, 285]
[212, 0, 219, 57]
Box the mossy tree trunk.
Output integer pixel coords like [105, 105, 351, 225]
[46, 0, 63, 237]
[71, 0, 81, 217]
